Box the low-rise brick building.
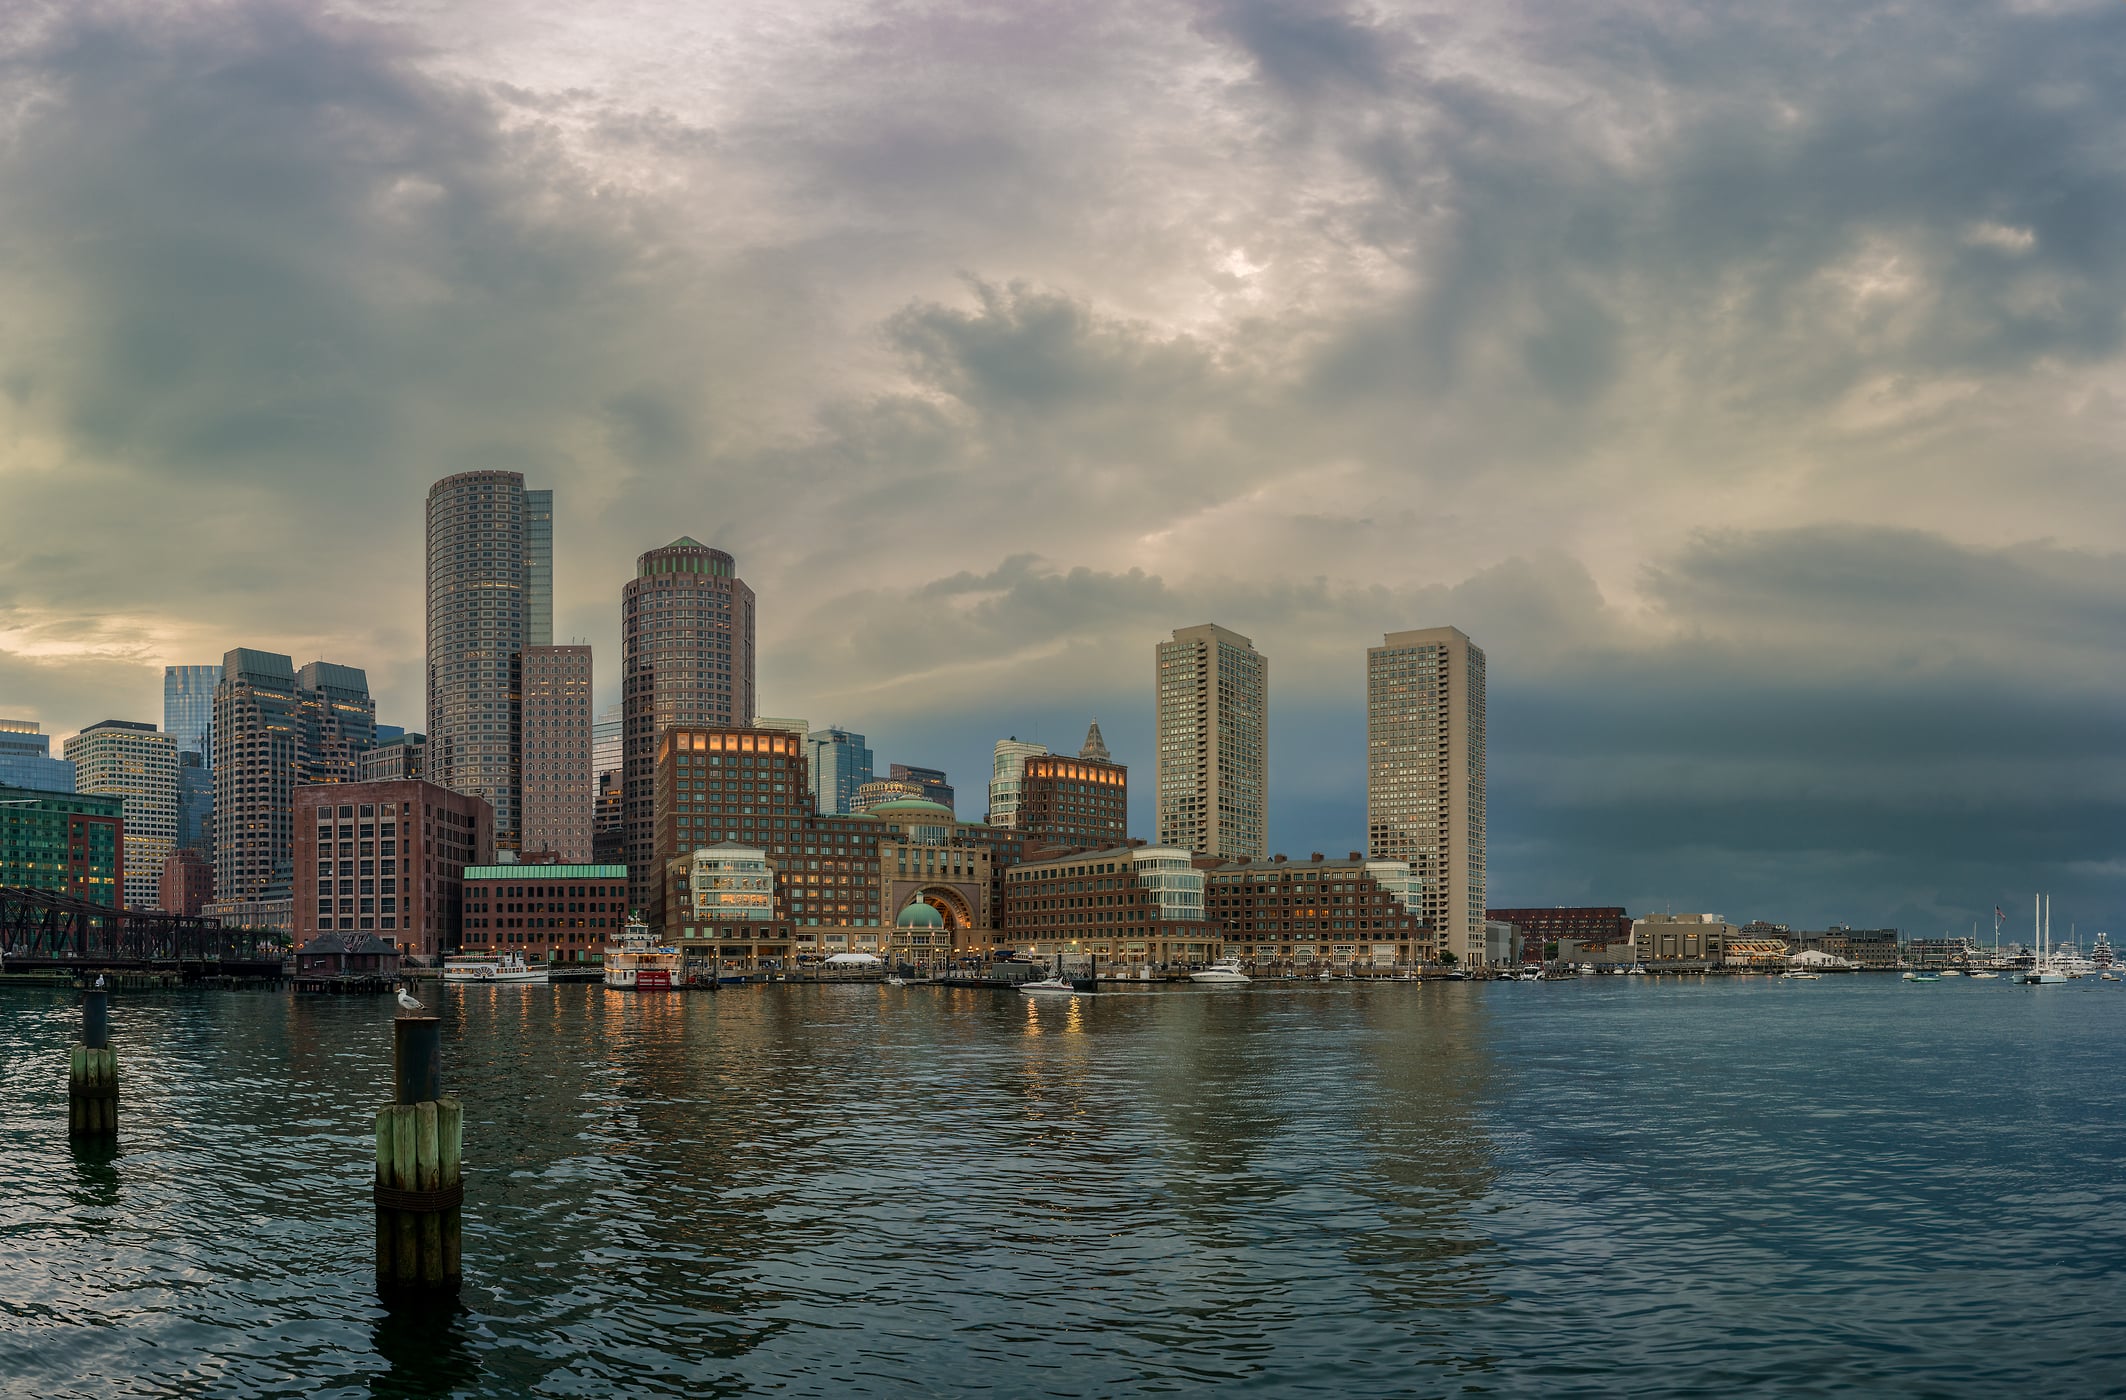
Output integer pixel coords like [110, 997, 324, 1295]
[293, 780, 492, 959]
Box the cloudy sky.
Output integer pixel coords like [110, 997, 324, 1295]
[3, 0, 2122, 935]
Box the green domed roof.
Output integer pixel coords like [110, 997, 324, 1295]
[897, 900, 945, 927]
[866, 797, 956, 818]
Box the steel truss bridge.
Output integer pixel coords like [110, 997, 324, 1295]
[0, 886, 282, 973]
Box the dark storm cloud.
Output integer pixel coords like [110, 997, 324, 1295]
[1, 0, 2122, 933]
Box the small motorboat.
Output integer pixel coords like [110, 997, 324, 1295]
[884, 975, 908, 987]
[1189, 958, 1252, 985]
[1019, 976, 1077, 996]
[1781, 970, 1821, 980]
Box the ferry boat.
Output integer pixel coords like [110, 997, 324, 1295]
[603, 915, 681, 991]
[444, 951, 549, 985]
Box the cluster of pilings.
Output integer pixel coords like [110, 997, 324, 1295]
[58, 988, 467, 1299]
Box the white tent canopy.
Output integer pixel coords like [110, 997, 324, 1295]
[823, 952, 883, 966]
[1788, 948, 1854, 969]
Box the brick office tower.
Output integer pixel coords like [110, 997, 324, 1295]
[1017, 721, 1128, 853]
[425, 470, 552, 852]
[520, 645, 593, 862]
[1367, 626, 1487, 966]
[293, 780, 493, 958]
[622, 538, 756, 914]
[1155, 624, 1267, 859]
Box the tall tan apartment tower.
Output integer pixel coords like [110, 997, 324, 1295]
[425, 470, 552, 851]
[1155, 624, 1267, 859]
[520, 644, 593, 861]
[1367, 626, 1486, 965]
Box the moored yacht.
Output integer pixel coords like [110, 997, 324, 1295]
[444, 951, 549, 985]
[1189, 958, 1252, 985]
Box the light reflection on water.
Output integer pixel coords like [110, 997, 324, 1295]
[1, 978, 2121, 1397]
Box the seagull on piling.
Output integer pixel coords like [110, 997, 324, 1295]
[94, 974, 105, 989]
[396, 987, 424, 1013]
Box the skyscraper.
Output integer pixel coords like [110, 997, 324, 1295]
[64, 720, 178, 909]
[807, 727, 873, 815]
[0, 720, 74, 792]
[888, 763, 954, 813]
[175, 750, 212, 854]
[520, 644, 593, 861]
[163, 664, 219, 766]
[213, 649, 376, 905]
[1155, 624, 1267, 859]
[622, 538, 757, 911]
[1367, 626, 1486, 965]
[986, 738, 1048, 827]
[425, 470, 553, 851]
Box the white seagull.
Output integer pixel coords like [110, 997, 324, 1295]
[94, 974, 105, 989]
[396, 987, 424, 1013]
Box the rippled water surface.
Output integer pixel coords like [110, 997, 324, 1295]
[3, 976, 2122, 1397]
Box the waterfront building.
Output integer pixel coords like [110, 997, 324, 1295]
[648, 725, 1036, 972]
[985, 737, 1048, 827]
[459, 858, 627, 965]
[1016, 722, 1127, 853]
[425, 470, 553, 851]
[1788, 927, 1900, 970]
[0, 784, 124, 906]
[163, 665, 219, 766]
[1486, 907, 1631, 964]
[519, 645, 593, 862]
[0, 720, 74, 793]
[200, 893, 292, 934]
[64, 720, 178, 909]
[889, 763, 954, 813]
[649, 724, 815, 933]
[1199, 853, 1430, 970]
[1367, 626, 1487, 965]
[657, 843, 788, 976]
[358, 734, 426, 782]
[622, 538, 757, 913]
[293, 780, 492, 958]
[1905, 936, 1981, 969]
[1156, 624, 1268, 860]
[158, 847, 214, 916]
[1003, 845, 1218, 971]
[852, 777, 927, 812]
[213, 649, 375, 907]
[1632, 913, 1738, 965]
[807, 727, 873, 816]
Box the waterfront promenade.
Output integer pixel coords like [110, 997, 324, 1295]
[3, 977, 2121, 1397]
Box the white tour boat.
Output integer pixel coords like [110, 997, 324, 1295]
[603, 915, 681, 990]
[444, 951, 549, 985]
[1189, 958, 1252, 985]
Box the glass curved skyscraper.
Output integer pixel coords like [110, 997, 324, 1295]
[425, 471, 552, 849]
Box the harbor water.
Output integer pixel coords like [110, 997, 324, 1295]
[3, 976, 2122, 1397]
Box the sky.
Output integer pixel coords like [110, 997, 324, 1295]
[1, 0, 2122, 937]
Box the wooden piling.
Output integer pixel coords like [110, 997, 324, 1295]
[69, 987, 118, 1140]
[374, 1014, 461, 1295]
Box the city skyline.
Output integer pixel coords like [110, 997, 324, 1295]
[1, 1, 2121, 936]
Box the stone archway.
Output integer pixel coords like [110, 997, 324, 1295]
[906, 885, 975, 929]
